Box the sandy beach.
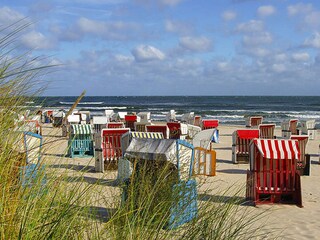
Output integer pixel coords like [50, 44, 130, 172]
[41, 123, 320, 239]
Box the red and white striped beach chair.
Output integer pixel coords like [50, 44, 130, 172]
[146, 125, 169, 139]
[107, 122, 125, 128]
[246, 139, 302, 207]
[125, 115, 137, 131]
[259, 124, 276, 139]
[232, 129, 259, 164]
[291, 135, 309, 175]
[201, 119, 219, 130]
[246, 116, 263, 128]
[101, 128, 130, 169]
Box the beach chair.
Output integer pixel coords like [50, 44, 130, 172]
[193, 116, 201, 127]
[137, 112, 151, 123]
[52, 111, 65, 127]
[246, 116, 263, 128]
[291, 135, 310, 176]
[146, 125, 169, 139]
[193, 147, 216, 177]
[259, 124, 276, 139]
[93, 116, 108, 134]
[192, 128, 218, 150]
[105, 110, 114, 122]
[20, 132, 46, 188]
[79, 111, 90, 124]
[134, 122, 151, 132]
[166, 110, 176, 122]
[118, 131, 165, 181]
[125, 115, 138, 131]
[123, 138, 197, 229]
[181, 112, 195, 124]
[101, 128, 130, 170]
[299, 120, 316, 140]
[246, 139, 302, 207]
[187, 124, 201, 139]
[107, 122, 125, 128]
[68, 124, 93, 158]
[232, 129, 259, 164]
[24, 120, 42, 135]
[201, 120, 219, 143]
[281, 119, 298, 138]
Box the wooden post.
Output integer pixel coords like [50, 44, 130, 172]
[94, 133, 104, 172]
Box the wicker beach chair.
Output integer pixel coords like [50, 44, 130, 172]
[291, 135, 310, 175]
[232, 129, 259, 164]
[246, 139, 302, 207]
[246, 116, 263, 128]
[298, 120, 316, 140]
[281, 119, 298, 138]
[259, 124, 276, 139]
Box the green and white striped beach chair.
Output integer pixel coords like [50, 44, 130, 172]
[68, 124, 93, 158]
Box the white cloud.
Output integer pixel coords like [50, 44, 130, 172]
[179, 36, 212, 51]
[160, 0, 184, 6]
[272, 63, 286, 73]
[303, 32, 320, 48]
[242, 31, 272, 46]
[291, 52, 310, 62]
[164, 19, 191, 34]
[0, 7, 25, 25]
[236, 20, 264, 33]
[287, 3, 313, 16]
[20, 31, 53, 50]
[131, 45, 165, 62]
[222, 10, 237, 21]
[257, 5, 275, 17]
[304, 11, 320, 29]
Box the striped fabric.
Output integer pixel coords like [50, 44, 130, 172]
[131, 131, 164, 139]
[253, 139, 300, 160]
[71, 124, 92, 135]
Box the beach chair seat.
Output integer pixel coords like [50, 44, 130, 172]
[68, 124, 93, 158]
[193, 147, 216, 176]
[134, 122, 151, 132]
[299, 120, 316, 140]
[146, 125, 169, 139]
[123, 138, 197, 229]
[125, 115, 138, 131]
[291, 135, 310, 176]
[167, 122, 182, 139]
[232, 129, 259, 164]
[246, 116, 263, 128]
[259, 124, 276, 139]
[281, 119, 298, 138]
[246, 139, 302, 207]
[101, 128, 130, 170]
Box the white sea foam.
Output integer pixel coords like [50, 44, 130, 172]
[60, 101, 104, 105]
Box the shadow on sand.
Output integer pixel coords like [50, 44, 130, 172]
[49, 164, 96, 172]
[216, 169, 247, 174]
[198, 194, 249, 205]
[61, 175, 119, 187]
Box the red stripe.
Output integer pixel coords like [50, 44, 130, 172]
[267, 140, 273, 159]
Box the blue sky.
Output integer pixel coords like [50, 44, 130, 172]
[1, 0, 320, 96]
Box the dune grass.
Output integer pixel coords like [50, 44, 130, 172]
[0, 21, 274, 240]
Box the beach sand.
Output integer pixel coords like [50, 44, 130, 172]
[41, 124, 320, 239]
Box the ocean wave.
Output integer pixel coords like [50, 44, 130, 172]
[60, 101, 104, 105]
[25, 101, 34, 104]
[77, 106, 127, 110]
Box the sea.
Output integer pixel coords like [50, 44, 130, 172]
[25, 96, 320, 126]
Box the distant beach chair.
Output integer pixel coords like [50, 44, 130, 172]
[246, 116, 263, 128]
[68, 124, 93, 158]
[186, 124, 202, 139]
[134, 122, 151, 132]
[125, 115, 138, 131]
[92, 116, 108, 134]
[298, 120, 316, 140]
[281, 119, 298, 138]
[166, 110, 176, 122]
[101, 128, 130, 170]
[146, 125, 169, 139]
[246, 139, 302, 207]
[259, 124, 276, 139]
[137, 112, 151, 123]
[20, 132, 46, 188]
[123, 138, 197, 229]
[167, 122, 182, 139]
[79, 111, 91, 124]
[105, 110, 114, 122]
[232, 129, 259, 164]
[193, 147, 216, 177]
[192, 128, 218, 150]
[291, 135, 310, 176]
[201, 119, 219, 143]
[107, 122, 125, 128]
[52, 111, 65, 127]
[181, 112, 195, 124]
[193, 116, 202, 127]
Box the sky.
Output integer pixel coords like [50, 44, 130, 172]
[1, 0, 320, 96]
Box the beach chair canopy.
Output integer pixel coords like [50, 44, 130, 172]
[237, 129, 259, 139]
[131, 131, 164, 139]
[202, 119, 219, 129]
[71, 124, 92, 135]
[192, 129, 217, 149]
[251, 139, 300, 164]
[124, 138, 194, 180]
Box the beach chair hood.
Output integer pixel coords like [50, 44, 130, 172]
[71, 124, 92, 135]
